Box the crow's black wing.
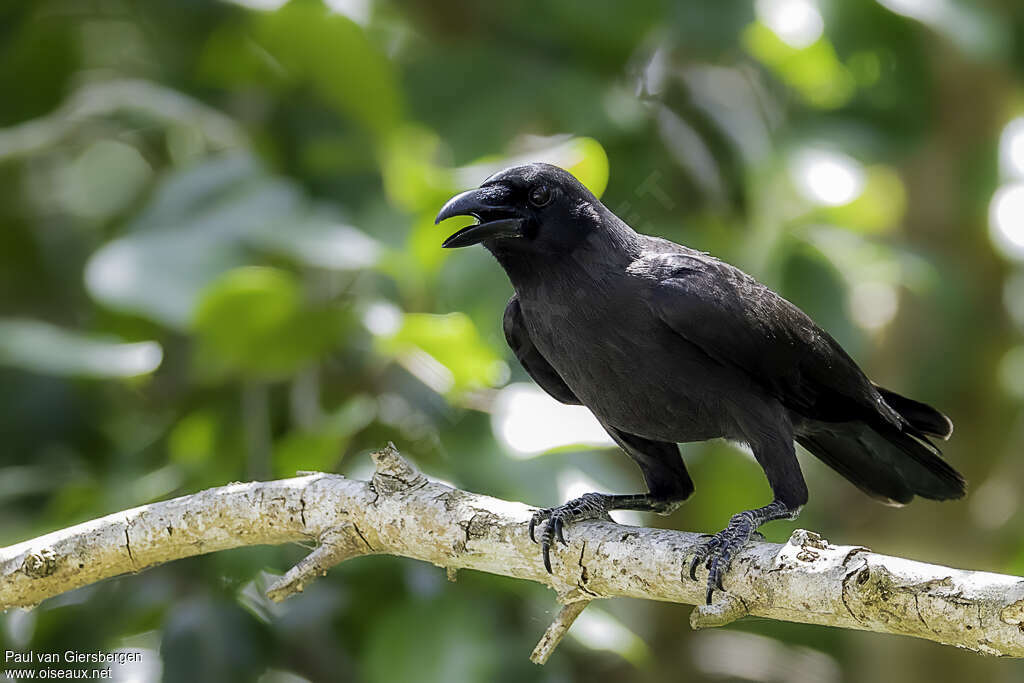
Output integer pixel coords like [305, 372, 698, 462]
[503, 295, 581, 405]
[644, 250, 901, 427]
[645, 249, 963, 501]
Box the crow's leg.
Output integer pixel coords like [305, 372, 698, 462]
[530, 426, 693, 573]
[687, 416, 808, 604]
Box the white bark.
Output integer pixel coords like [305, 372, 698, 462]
[1, 445, 1022, 660]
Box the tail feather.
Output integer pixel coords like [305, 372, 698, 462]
[797, 421, 966, 505]
[875, 385, 953, 440]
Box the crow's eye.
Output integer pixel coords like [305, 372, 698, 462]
[528, 185, 552, 207]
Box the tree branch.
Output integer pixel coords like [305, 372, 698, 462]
[2, 445, 1022, 660]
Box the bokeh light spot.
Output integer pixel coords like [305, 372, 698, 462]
[756, 0, 825, 49]
[363, 301, 402, 336]
[969, 476, 1018, 530]
[570, 607, 650, 664]
[492, 383, 613, 457]
[989, 183, 1024, 260]
[850, 281, 899, 331]
[791, 149, 866, 206]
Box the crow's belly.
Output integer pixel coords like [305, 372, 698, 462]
[528, 321, 744, 443]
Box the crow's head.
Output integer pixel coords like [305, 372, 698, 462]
[435, 163, 604, 254]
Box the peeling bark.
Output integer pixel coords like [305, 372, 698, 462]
[0, 445, 1022, 660]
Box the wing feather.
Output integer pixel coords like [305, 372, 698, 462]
[647, 252, 901, 427]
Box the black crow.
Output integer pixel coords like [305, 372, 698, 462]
[436, 163, 964, 603]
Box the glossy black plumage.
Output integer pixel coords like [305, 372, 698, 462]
[437, 163, 964, 600]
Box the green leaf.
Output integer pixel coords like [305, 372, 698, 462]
[192, 266, 346, 380]
[199, 1, 402, 140]
[563, 136, 611, 198]
[168, 411, 219, 466]
[376, 312, 506, 396]
[57, 139, 152, 221]
[743, 22, 855, 109]
[380, 125, 457, 214]
[85, 154, 379, 328]
[246, 212, 381, 271]
[84, 155, 284, 328]
[0, 319, 162, 379]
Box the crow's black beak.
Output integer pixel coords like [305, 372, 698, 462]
[435, 186, 525, 248]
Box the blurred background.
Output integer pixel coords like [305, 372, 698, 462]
[2, 0, 1024, 680]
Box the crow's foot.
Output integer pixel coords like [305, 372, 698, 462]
[529, 492, 614, 573]
[685, 500, 796, 604]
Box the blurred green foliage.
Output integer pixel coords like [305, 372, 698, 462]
[1, 0, 1024, 681]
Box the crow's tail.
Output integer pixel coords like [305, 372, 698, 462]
[797, 418, 965, 505]
[874, 385, 954, 440]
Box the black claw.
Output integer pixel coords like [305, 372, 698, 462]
[555, 518, 567, 545]
[525, 493, 620, 571]
[685, 516, 763, 604]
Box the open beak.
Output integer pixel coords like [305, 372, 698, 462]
[435, 186, 525, 248]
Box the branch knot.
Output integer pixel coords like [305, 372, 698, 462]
[21, 549, 57, 579]
[371, 442, 427, 494]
